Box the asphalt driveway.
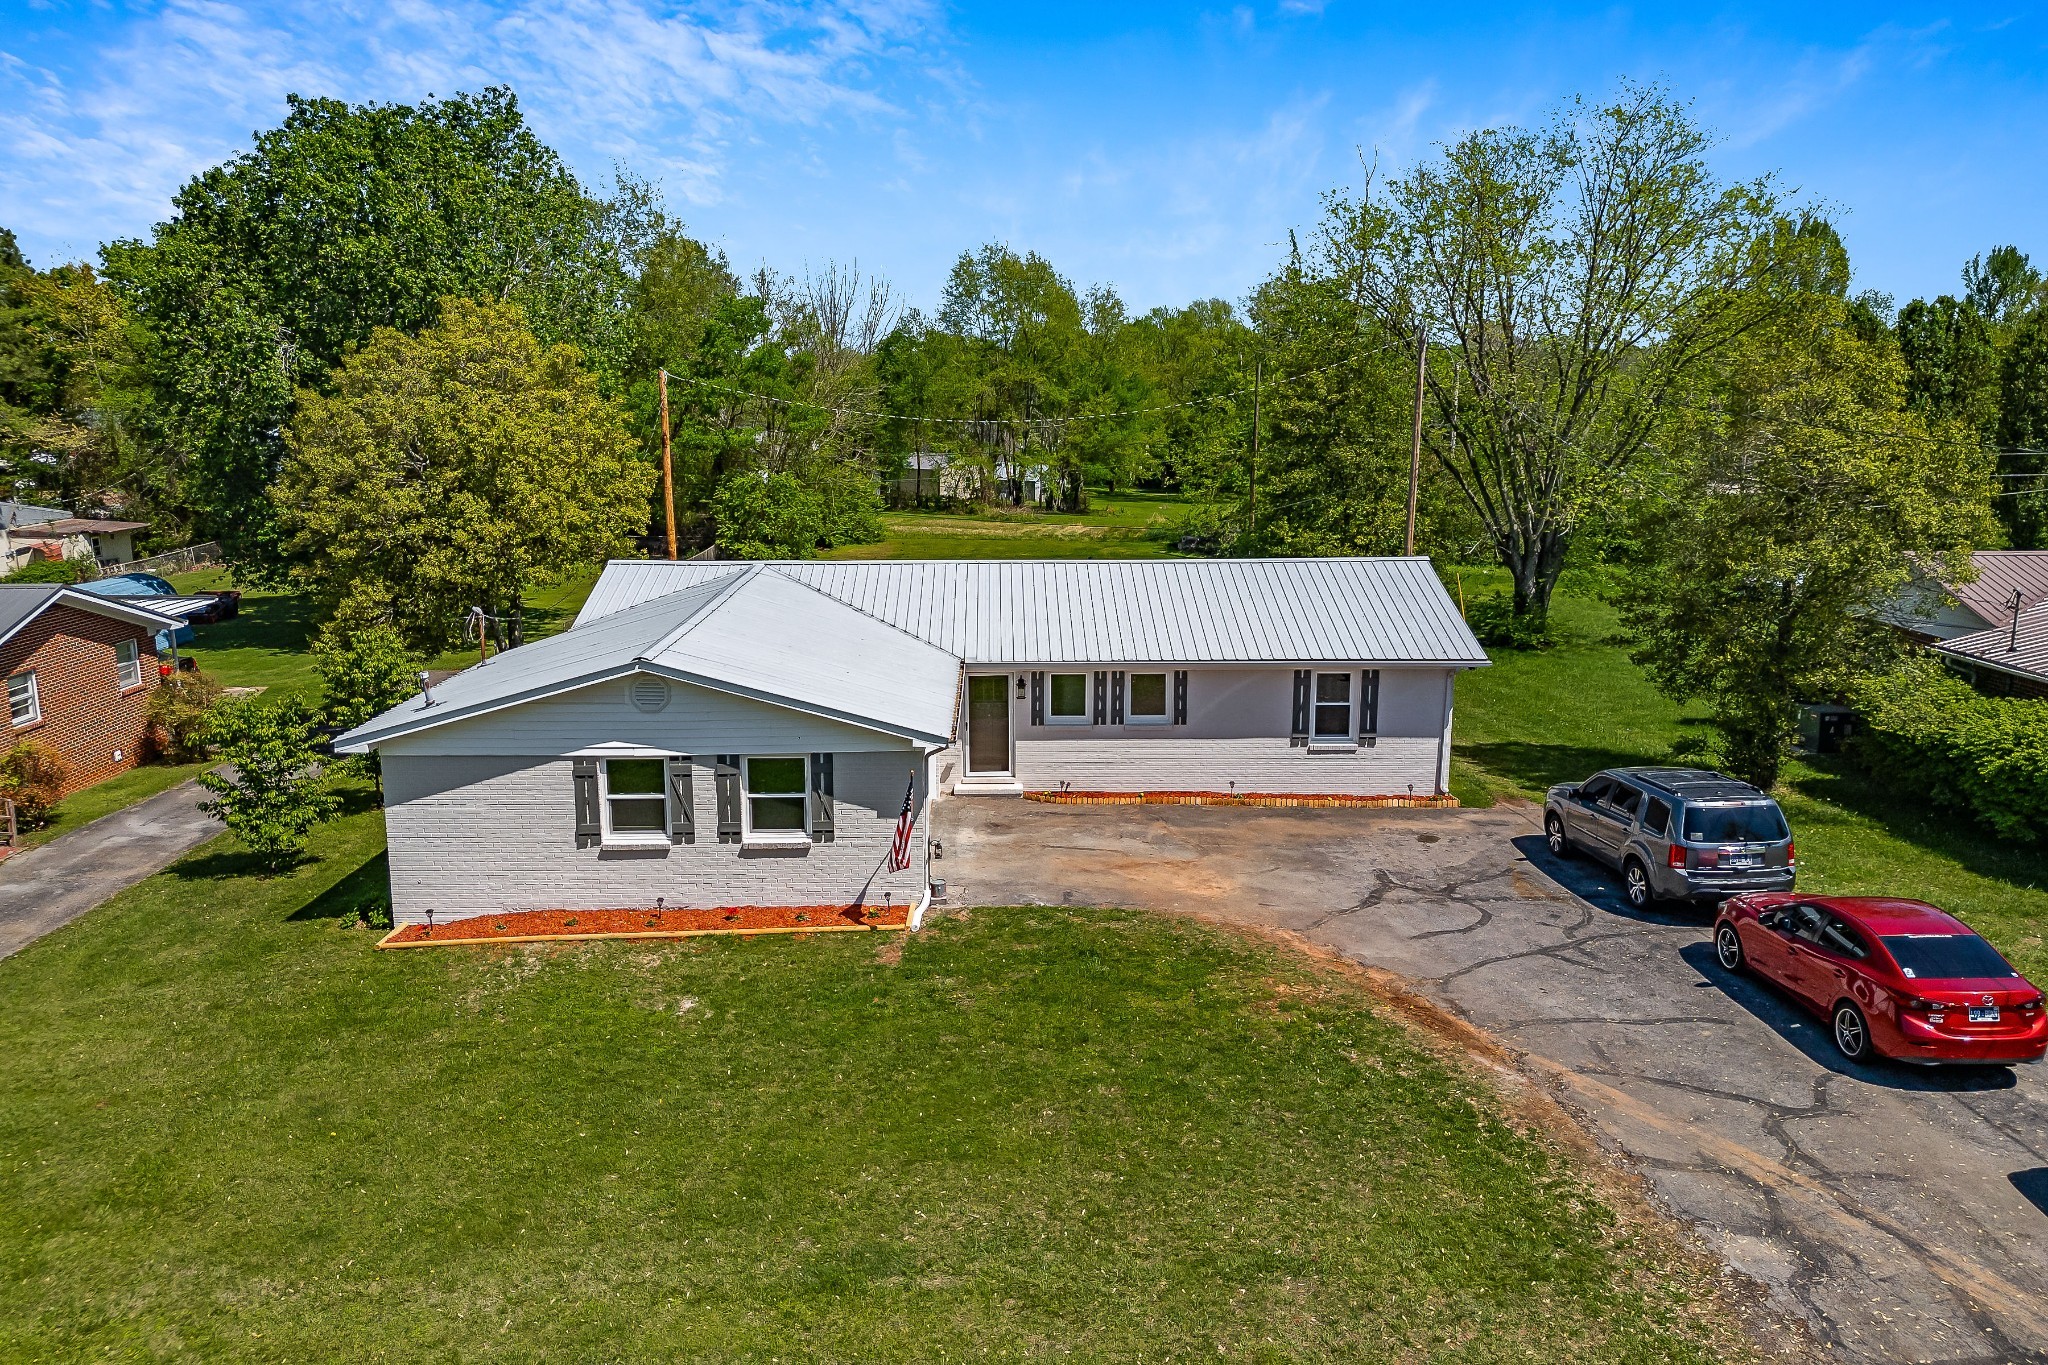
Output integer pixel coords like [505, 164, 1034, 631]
[933, 797, 2048, 1365]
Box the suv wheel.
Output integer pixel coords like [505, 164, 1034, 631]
[1714, 922, 1745, 972]
[1832, 1002, 1871, 1061]
[1545, 813, 1570, 857]
[1622, 857, 1655, 909]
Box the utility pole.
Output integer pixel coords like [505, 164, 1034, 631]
[658, 368, 678, 560]
[1405, 325, 1427, 556]
[1249, 359, 1262, 543]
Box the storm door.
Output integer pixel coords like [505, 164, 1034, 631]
[966, 674, 1013, 775]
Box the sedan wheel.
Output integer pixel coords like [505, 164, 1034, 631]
[1545, 814, 1569, 857]
[1715, 923, 1745, 972]
[1623, 858, 1654, 909]
[1832, 1002, 1872, 1061]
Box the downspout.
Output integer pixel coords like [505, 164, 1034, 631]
[911, 742, 941, 931]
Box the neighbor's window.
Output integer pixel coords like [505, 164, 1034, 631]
[1312, 672, 1352, 739]
[7, 671, 39, 727]
[114, 638, 142, 691]
[604, 758, 668, 837]
[1048, 672, 1089, 724]
[744, 756, 809, 835]
[1128, 672, 1168, 723]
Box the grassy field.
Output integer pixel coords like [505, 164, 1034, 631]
[0, 794, 1732, 1362]
[826, 490, 1191, 560]
[1450, 566, 2048, 979]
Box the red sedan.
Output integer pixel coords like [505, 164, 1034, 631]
[1714, 895, 2046, 1066]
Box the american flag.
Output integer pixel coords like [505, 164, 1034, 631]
[886, 773, 918, 872]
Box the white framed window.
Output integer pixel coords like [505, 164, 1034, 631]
[1312, 671, 1353, 746]
[114, 638, 142, 691]
[1127, 671, 1169, 724]
[1047, 672, 1090, 725]
[743, 755, 810, 842]
[603, 758, 669, 842]
[7, 671, 39, 728]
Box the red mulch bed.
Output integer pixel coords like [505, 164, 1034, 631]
[380, 903, 907, 948]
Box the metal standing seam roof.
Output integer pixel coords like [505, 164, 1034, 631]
[1932, 598, 2048, 684]
[575, 557, 1491, 666]
[1952, 551, 2048, 625]
[333, 565, 963, 752]
[0, 585, 183, 648]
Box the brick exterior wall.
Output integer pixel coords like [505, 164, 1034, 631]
[0, 604, 161, 796]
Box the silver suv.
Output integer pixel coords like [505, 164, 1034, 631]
[1543, 767, 1795, 909]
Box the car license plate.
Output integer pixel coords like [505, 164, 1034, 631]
[1969, 1005, 2001, 1023]
[1725, 852, 1761, 869]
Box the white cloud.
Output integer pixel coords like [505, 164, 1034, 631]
[0, 0, 949, 261]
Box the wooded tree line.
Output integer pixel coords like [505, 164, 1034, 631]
[0, 82, 2033, 785]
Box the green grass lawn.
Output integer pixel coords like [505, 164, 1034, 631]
[826, 489, 1191, 560]
[0, 797, 1735, 1362]
[1449, 566, 2048, 979]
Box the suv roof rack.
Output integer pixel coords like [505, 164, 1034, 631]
[1618, 766, 1768, 802]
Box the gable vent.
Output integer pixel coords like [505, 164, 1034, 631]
[629, 677, 670, 713]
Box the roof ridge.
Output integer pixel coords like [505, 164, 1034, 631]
[638, 562, 760, 660]
[766, 564, 969, 657]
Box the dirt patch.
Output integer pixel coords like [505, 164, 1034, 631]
[1210, 917, 1826, 1364]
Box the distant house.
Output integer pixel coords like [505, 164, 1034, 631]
[334, 557, 1489, 929]
[1879, 550, 2048, 642]
[0, 501, 149, 571]
[886, 451, 1048, 507]
[1930, 599, 2048, 699]
[0, 586, 181, 794]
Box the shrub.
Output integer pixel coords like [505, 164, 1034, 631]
[1852, 660, 2048, 843]
[2, 557, 90, 585]
[195, 698, 337, 872]
[0, 741, 68, 827]
[145, 670, 224, 763]
[1465, 594, 1552, 651]
[712, 470, 826, 559]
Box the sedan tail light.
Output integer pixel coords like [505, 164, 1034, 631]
[1666, 844, 1686, 870]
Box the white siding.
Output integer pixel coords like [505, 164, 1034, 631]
[935, 664, 1456, 795]
[378, 675, 911, 759]
[382, 750, 927, 925]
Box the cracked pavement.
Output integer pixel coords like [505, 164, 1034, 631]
[933, 797, 2048, 1364]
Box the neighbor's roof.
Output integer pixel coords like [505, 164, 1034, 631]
[1931, 598, 2048, 684]
[577, 557, 1490, 666]
[1953, 550, 2048, 624]
[333, 564, 963, 753]
[0, 584, 183, 649]
[0, 502, 68, 530]
[15, 518, 149, 536]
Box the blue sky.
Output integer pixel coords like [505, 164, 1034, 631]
[2, 2, 2044, 315]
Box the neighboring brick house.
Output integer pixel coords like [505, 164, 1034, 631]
[0, 586, 182, 796]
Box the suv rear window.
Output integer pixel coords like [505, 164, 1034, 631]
[1881, 934, 2020, 981]
[1682, 802, 1788, 843]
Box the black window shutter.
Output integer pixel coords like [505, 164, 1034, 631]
[810, 752, 835, 843]
[573, 758, 601, 848]
[1110, 670, 1125, 724]
[1290, 669, 1311, 747]
[1093, 670, 1107, 725]
[667, 755, 695, 844]
[1173, 670, 1188, 725]
[1031, 671, 1044, 727]
[1359, 669, 1381, 747]
[714, 755, 742, 843]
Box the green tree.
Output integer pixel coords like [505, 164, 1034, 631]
[196, 698, 337, 872]
[1896, 294, 2000, 436]
[1998, 308, 2048, 547]
[1314, 82, 1782, 622]
[1613, 288, 1997, 790]
[274, 298, 653, 651]
[711, 471, 826, 559]
[104, 89, 644, 565]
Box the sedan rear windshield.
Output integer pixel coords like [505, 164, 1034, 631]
[1881, 934, 2021, 981]
[1681, 802, 1788, 843]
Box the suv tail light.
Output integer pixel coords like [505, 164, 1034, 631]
[1786, 840, 1796, 866]
[1667, 844, 1686, 870]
